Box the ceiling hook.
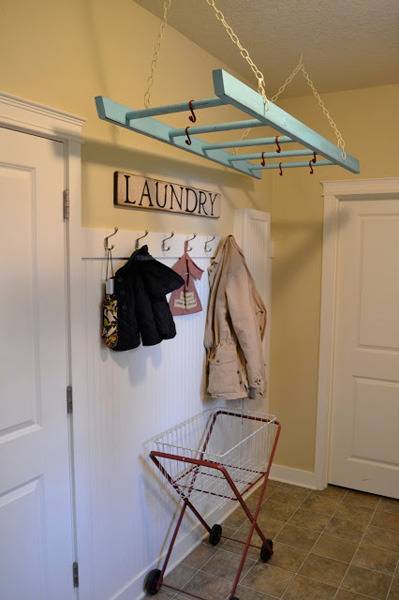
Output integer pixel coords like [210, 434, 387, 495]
[186, 232, 197, 252]
[261, 151, 266, 167]
[185, 126, 192, 145]
[279, 162, 283, 176]
[204, 234, 216, 253]
[161, 231, 174, 252]
[312, 151, 317, 163]
[188, 99, 197, 123]
[135, 230, 149, 250]
[104, 226, 118, 252]
[275, 135, 281, 153]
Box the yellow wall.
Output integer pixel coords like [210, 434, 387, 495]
[269, 83, 399, 470]
[2, 0, 398, 473]
[0, 0, 271, 236]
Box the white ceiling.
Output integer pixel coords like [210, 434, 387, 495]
[136, 0, 399, 97]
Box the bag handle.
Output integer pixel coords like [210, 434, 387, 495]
[105, 248, 114, 280]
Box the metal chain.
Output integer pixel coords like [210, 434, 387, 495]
[205, 0, 269, 109]
[271, 54, 304, 102]
[272, 55, 346, 158]
[143, 1, 346, 160]
[143, 0, 173, 108]
[235, 55, 304, 151]
[238, 55, 346, 159]
[300, 63, 346, 159]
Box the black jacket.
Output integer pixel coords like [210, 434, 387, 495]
[112, 245, 184, 351]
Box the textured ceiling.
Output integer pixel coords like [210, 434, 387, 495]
[135, 0, 399, 97]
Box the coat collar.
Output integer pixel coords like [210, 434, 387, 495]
[132, 244, 154, 261]
[210, 235, 244, 268]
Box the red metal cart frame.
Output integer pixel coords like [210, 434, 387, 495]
[145, 408, 281, 600]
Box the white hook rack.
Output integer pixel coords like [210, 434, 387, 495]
[83, 228, 220, 261]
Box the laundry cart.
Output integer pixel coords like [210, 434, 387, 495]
[145, 408, 281, 600]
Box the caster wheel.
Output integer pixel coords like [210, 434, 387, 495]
[144, 569, 163, 595]
[260, 539, 273, 562]
[208, 524, 222, 546]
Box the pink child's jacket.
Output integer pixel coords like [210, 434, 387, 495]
[169, 241, 204, 316]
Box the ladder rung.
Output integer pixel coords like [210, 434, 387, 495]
[203, 136, 293, 150]
[126, 97, 225, 120]
[169, 119, 264, 137]
[230, 149, 316, 162]
[251, 159, 333, 170]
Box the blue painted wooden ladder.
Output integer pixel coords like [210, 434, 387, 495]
[95, 69, 360, 179]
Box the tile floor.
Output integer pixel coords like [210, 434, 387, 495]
[159, 481, 399, 600]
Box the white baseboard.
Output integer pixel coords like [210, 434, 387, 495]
[270, 463, 319, 489]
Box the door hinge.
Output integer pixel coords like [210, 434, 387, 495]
[63, 189, 70, 221]
[66, 385, 73, 414]
[72, 561, 79, 588]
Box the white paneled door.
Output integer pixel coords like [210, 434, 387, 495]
[234, 208, 272, 410]
[329, 198, 399, 498]
[0, 128, 75, 599]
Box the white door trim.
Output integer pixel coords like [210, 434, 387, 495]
[0, 92, 84, 142]
[315, 177, 399, 490]
[0, 93, 90, 596]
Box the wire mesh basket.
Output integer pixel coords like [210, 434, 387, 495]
[146, 408, 281, 600]
[150, 408, 278, 512]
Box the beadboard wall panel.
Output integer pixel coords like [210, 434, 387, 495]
[79, 221, 271, 600]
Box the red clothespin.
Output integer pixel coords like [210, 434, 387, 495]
[185, 127, 192, 145]
[275, 135, 281, 153]
[279, 162, 283, 176]
[261, 151, 266, 167]
[188, 100, 197, 123]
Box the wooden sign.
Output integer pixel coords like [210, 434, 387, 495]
[114, 171, 220, 218]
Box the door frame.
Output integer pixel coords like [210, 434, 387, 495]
[0, 93, 89, 595]
[315, 177, 399, 489]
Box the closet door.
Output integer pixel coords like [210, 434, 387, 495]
[235, 208, 272, 407]
[329, 198, 399, 498]
[0, 128, 75, 599]
[234, 208, 271, 305]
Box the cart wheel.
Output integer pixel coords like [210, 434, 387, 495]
[144, 569, 163, 595]
[208, 524, 222, 546]
[260, 539, 273, 562]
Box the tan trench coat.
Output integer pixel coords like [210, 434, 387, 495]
[204, 235, 267, 400]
